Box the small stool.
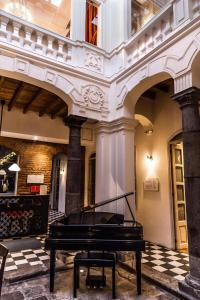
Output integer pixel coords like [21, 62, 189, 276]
[73, 252, 116, 299]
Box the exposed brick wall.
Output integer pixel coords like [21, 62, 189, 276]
[0, 136, 67, 195]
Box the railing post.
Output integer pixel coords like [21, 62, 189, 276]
[172, 0, 193, 28]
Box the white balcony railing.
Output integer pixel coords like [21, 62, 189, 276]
[0, 1, 199, 80]
[125, 2, 173, 67]
[0, 10, 72, 63]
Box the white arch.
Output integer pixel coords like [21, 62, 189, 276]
[0, 54, 75, 109]
[135, 114, 154, 134]
[116, 28, 200, 109]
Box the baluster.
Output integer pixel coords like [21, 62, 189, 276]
[62, 44, 72, 63]
[57, 40, 64, 61]
[162, 14, 172, 37]
[24, 26, 33, 50]
[46, 36, 55, 58]
[0, 16, 9, 41]
[132, 44, 139, 62]
[193, 0, 200, 16]
[140, 35, 147, 56]
[35, 31, 44, 54]
[146, 30, 154, 51]
[11, 21, 21, 45]
[153, 22, 163, 45]
[66, 45, 72, 61]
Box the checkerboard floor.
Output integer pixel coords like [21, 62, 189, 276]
[1, 211, 190, 282]
[2, 209, 65, 273]
[142, 241, 189, 281]
[4, 247, 49, 272]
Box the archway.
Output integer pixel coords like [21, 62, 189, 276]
[191, 51, 200, 88]
[50, 152, 68, 213]
[0, 74, 71, 198]
[88, 153, 96, 206]
[0, 146, 19, 195]
[122, 73, 186, 249]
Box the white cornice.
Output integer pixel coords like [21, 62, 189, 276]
[95, 118, 137, 134]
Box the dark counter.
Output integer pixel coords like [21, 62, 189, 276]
[0, 194, 49, 239]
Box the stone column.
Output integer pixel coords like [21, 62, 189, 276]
[173, 87, 200, 299]
[95, 118, 137, 218]
[65, 115, 87, 215]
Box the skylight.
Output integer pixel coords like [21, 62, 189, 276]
[46, 0, 62, 7]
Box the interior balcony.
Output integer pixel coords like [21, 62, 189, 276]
[0, 0, 199, 81]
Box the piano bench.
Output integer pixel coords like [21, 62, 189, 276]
[73, 252, 116, 299]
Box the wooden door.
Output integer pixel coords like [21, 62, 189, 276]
[88, 153, 96, 206]
[171, 143, 188, 250]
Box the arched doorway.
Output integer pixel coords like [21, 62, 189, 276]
[0, 146, 19, 195]
[170, 133, 187, 251]
[50, 153, 68, 213]
[88, 153, 96, 206]
[0, 74, 70, 204]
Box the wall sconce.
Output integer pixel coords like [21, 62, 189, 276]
[60, 161, 65, 175]
[144, 129, 153, 136]
[147, 155, 153, 161]
[8, 163, 21, 172]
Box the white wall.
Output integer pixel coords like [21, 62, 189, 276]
[1, 107, 68, 143]
[135, 93, 182, 249]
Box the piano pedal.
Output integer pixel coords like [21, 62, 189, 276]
[86, 275, 106, 289]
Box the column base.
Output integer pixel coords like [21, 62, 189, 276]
[179, 274, 200, 300]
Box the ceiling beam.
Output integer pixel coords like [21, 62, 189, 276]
[0, 76, 5, 88]
[23, 88, 42, 114]
[38, 98, 59, 117]
[51, 104, 67, 119]
[154, 83, 170, 93]
[8, 82, 23, 111]
[59, 108, 68, 118]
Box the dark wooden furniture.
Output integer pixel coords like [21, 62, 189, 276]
[45, 192, 145, 295]
[74, 252, 116, 299]
[0, 195, 49, 239]
[0, 243, 8, 296]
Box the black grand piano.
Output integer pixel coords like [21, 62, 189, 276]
[45, 192, 145, 295]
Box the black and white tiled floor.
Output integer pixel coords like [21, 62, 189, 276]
[2, 211, 190, 282]
[4, 248, 49, 272]
[2, 209, 65, 273]
[142, 241, 189, 281]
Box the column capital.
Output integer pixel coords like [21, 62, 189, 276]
[172, 87, 200, 109]
[95, 117, 137, 134]
[64, 115, 87, 128]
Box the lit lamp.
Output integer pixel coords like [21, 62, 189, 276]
[8, 163, 21, 172]
[0, 100, 21, 172]
[147, 155, 153, 161]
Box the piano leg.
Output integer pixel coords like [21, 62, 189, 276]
[73, 263, 77, 298]
[135, 250, 141, 295]
[77, 266, 80, 289]
[112, 263, 116, 299]
[50, 249, 56, 292]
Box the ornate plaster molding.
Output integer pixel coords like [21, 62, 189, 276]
[85, 51, 103, 73]
[82, 85, 108, 113]
[174, 72, 193, 94]
[95, 117, 137, 134]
